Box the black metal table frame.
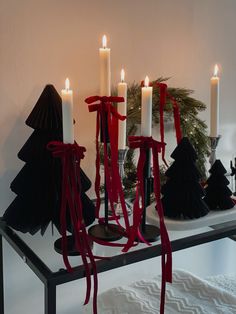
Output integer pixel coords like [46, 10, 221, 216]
[1, 217, 236, 314]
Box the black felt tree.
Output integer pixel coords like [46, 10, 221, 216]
[161, 137, 209, 219]
[204, 160, 235, 210]
[3, 85, 95, 235]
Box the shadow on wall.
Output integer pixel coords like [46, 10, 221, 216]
[0, 86, 44, 215]
[0, 115, 27, 215]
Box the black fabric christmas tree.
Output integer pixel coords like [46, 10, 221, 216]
[161, 137, 209, 219]
[3, 85, 95, 235]
[204, 160, 235, 210]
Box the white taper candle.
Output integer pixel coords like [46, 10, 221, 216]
[99, 35, 111, 96]
[61, 78, 74, 144]
[118, 69, 127, 149]
[141, 76, 153, 136]
[210, 64, 220, 137]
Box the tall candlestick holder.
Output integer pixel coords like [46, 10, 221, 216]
[88, 117, 124, 242]
[114, 148, 132, 216]
[209, 135, 221, 167]
[54, 153, 93, 256]
[140, 148, 160, 242]
[47, 142, 94, 258]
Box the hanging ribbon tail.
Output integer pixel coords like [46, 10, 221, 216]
[127, 136, 172, 314]
[60, 158, 73, 273]
[85, 95, 130, 235]
[122, 186, 142, 252]
[167, 93, 182, 144]
[152, 142, 172, 279]
[156, 83, 168, 167]
[125, 135, 147, 242]
[124, 136, 155, 252]
[141, 80, 182, 151]
[95, 112, 101, 218]
[151, 141, 172, 314]
[108, 110, 130, 231]
[47, 141, 98, 314]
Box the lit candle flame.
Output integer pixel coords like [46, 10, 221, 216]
[144, 76, 149, 87]
[121, 69, 125, 82]
[214, 64, 219, 77]
[102, 35, 107, 49]
[65, 78, 70, 90]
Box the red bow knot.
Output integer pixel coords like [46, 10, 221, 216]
[128, 135, 165, 152]
[47, 141, 86, 160]
[85, 95, 126, 121]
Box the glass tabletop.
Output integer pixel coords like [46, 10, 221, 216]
[3, 214, 235, 275]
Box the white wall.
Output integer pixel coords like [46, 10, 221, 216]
[1, 2, 236, 313]
[1, 0, 236, 211]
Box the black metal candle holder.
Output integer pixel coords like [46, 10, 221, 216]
[53, 150, 94, 256]
[88, 115, 124, 242]
[114, 148, 132, 216]
[88, 181, 124, 241]
[209, 136, 221, 167]
[54, 235, 93, 256]
[140, 148, 160, 242]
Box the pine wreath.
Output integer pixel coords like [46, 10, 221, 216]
[98, 78, 210, 197]
[118, 78, 210, 198]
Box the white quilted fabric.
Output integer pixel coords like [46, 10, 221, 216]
[84, 270, 236, 314]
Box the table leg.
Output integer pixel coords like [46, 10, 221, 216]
[45, 282, 56, 314]
[0, 235, 4, 314]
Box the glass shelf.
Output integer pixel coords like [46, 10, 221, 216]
[1, 214, 236, 314]
[147, 203, 236, 231]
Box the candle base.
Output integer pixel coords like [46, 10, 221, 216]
[54, 235, 93, 256]
[209, 136, 221, 167]
[88, 224, 124, 242]
[138, 225, 160, 243]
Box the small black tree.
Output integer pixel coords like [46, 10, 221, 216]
[204, 160, 235, 210]
[3, 85, 95, 235]
[161, 137, 209, 219]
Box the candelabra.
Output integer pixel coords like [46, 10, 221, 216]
[115, 148, 132, 216]
[209, 136, 221, 167]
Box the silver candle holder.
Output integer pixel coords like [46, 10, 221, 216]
[115, 148, 132, 216]
[209, 135, 221, 167]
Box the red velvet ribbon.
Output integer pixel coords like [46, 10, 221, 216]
[166, 90, 182, 144]
[85, 96, 130, 234]
[47, 141, 98, 314]
[156, 82, 182, 161]
[124, 136, 172, 314]
[141, 81, 182, 164]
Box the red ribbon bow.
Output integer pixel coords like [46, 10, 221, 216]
[124, 136, 172, 314]
[85, 95, 130, 234]
[47, 141, 98, 314]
